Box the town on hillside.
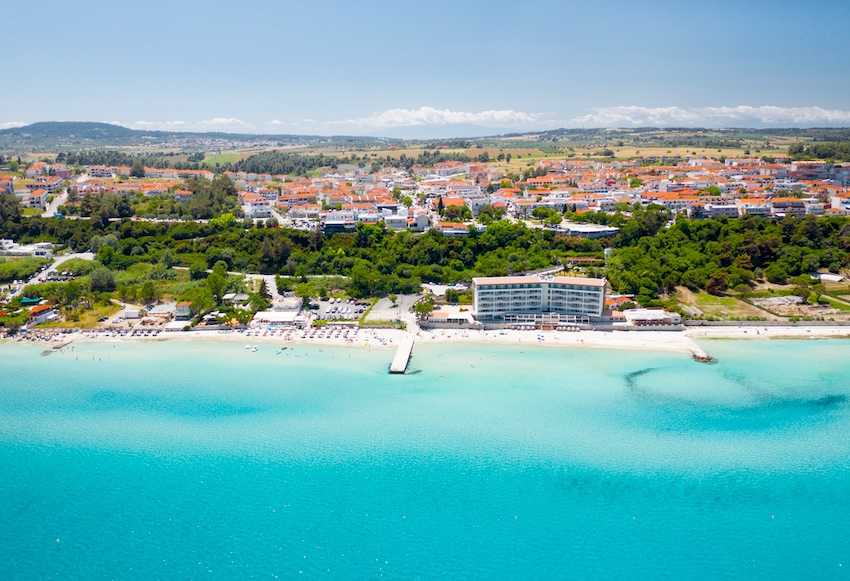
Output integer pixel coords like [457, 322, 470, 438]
[2, 146, 850, 337]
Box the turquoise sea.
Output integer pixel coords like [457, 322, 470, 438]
[1, 338, 849, 579]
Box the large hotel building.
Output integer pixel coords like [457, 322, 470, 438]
[472, 274, 607, 327]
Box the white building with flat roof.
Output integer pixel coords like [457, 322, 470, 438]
[472, 274, 606, 325]
[0, 239, 53, 258]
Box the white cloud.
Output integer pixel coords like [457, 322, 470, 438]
[128, 120, 187, 130]
[198, 117, 249, 128]
[0, 121, 26, 129]
[267, 119, 284, 125]
[701, 106, 850, 124]
[572, 105, 850, 127]
[330, 106, 539, 129]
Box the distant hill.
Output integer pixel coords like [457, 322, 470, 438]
[0, 121, 137, 141]
[0, 121, 392, 152]
[5, 121, 850, 154]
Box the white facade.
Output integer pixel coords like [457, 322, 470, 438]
[472, 274, 606, 323]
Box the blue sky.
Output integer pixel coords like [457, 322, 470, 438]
[5, 0, 850, 137]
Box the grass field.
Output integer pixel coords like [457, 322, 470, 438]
[677, 287, 774, 319]
[314, 143, 789, 172]
[203, 153, 244, 166]
[40, 303, 121, 330]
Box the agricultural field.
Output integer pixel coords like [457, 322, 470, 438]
[203, 152, 245, 166]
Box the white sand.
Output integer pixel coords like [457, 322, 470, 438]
[6, 327, 408, 351]
[420, 328, 702, 355]
[684, 325, 850, 340]
[7, 325, 850, 361]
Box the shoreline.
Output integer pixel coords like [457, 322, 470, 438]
[5, 324, 850, 359]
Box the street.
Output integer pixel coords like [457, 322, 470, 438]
[7, 252, 95, 298]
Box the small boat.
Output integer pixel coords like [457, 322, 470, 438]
[245, 344, 250, 349]
[251, 345, 258, 352]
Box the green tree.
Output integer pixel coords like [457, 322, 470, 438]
[248, 293, 269, 312]
[294, 281, 316, 308]
[232, 307, 253, 326]
[210, 212, 237, 229]
[189, 260, 208, 280]
[62, 280, 83, 306]
[205, 272, 227, 304]
[89, 267, 116, 292]
[413, 296, 434, 319]
[764, 263, 788, 285]
[705, 271, 727, 295]
[275, 275, 294, 294]
[160, 249, 175, 268]
[258, 279, 272, 301]
[140, 280, 156, 302]
[184, 286, 215, 316]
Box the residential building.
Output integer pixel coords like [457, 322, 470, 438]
[175, 301, 193, 320]
[89, 165, 115, 178]
[770, 197, 807, 216]
[29, 176, 63, 194]
[705, 204, 740, 218]
[437, 222, 471, 237]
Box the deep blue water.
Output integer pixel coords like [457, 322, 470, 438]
[1, 339, 849, 579]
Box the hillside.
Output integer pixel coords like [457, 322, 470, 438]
[0, 121, 390, 152]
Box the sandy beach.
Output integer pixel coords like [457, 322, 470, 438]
[4, 326, 408, 351]
[684, 325, 850, 340]
[420, 327, 702, 355]
[6, 323, 848, 363]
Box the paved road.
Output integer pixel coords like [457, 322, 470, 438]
[8, 252, 95, 298]
[42, 191, 68, 218]
[242, 273, 283, 306]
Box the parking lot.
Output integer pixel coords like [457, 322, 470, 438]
[312, 297, 370, 321]
[366, 294, 419, 322]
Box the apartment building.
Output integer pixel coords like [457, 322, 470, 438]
[472, 274, 606, 325]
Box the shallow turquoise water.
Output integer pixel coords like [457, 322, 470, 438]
[1, 339, 849, 578]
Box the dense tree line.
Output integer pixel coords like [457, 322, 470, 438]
[232, 151, 355, 175]
[0, 210, 601, 296]
[2, 198, 849, 302]
[59, 175, 239, 221]
[788, 142, 850, 161]
[229, 149, 478, 176]
[607, 214, 850, 304]
[56, 150, 189, 169]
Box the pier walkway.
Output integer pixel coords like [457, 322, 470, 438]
[389, 334, 416, 373]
